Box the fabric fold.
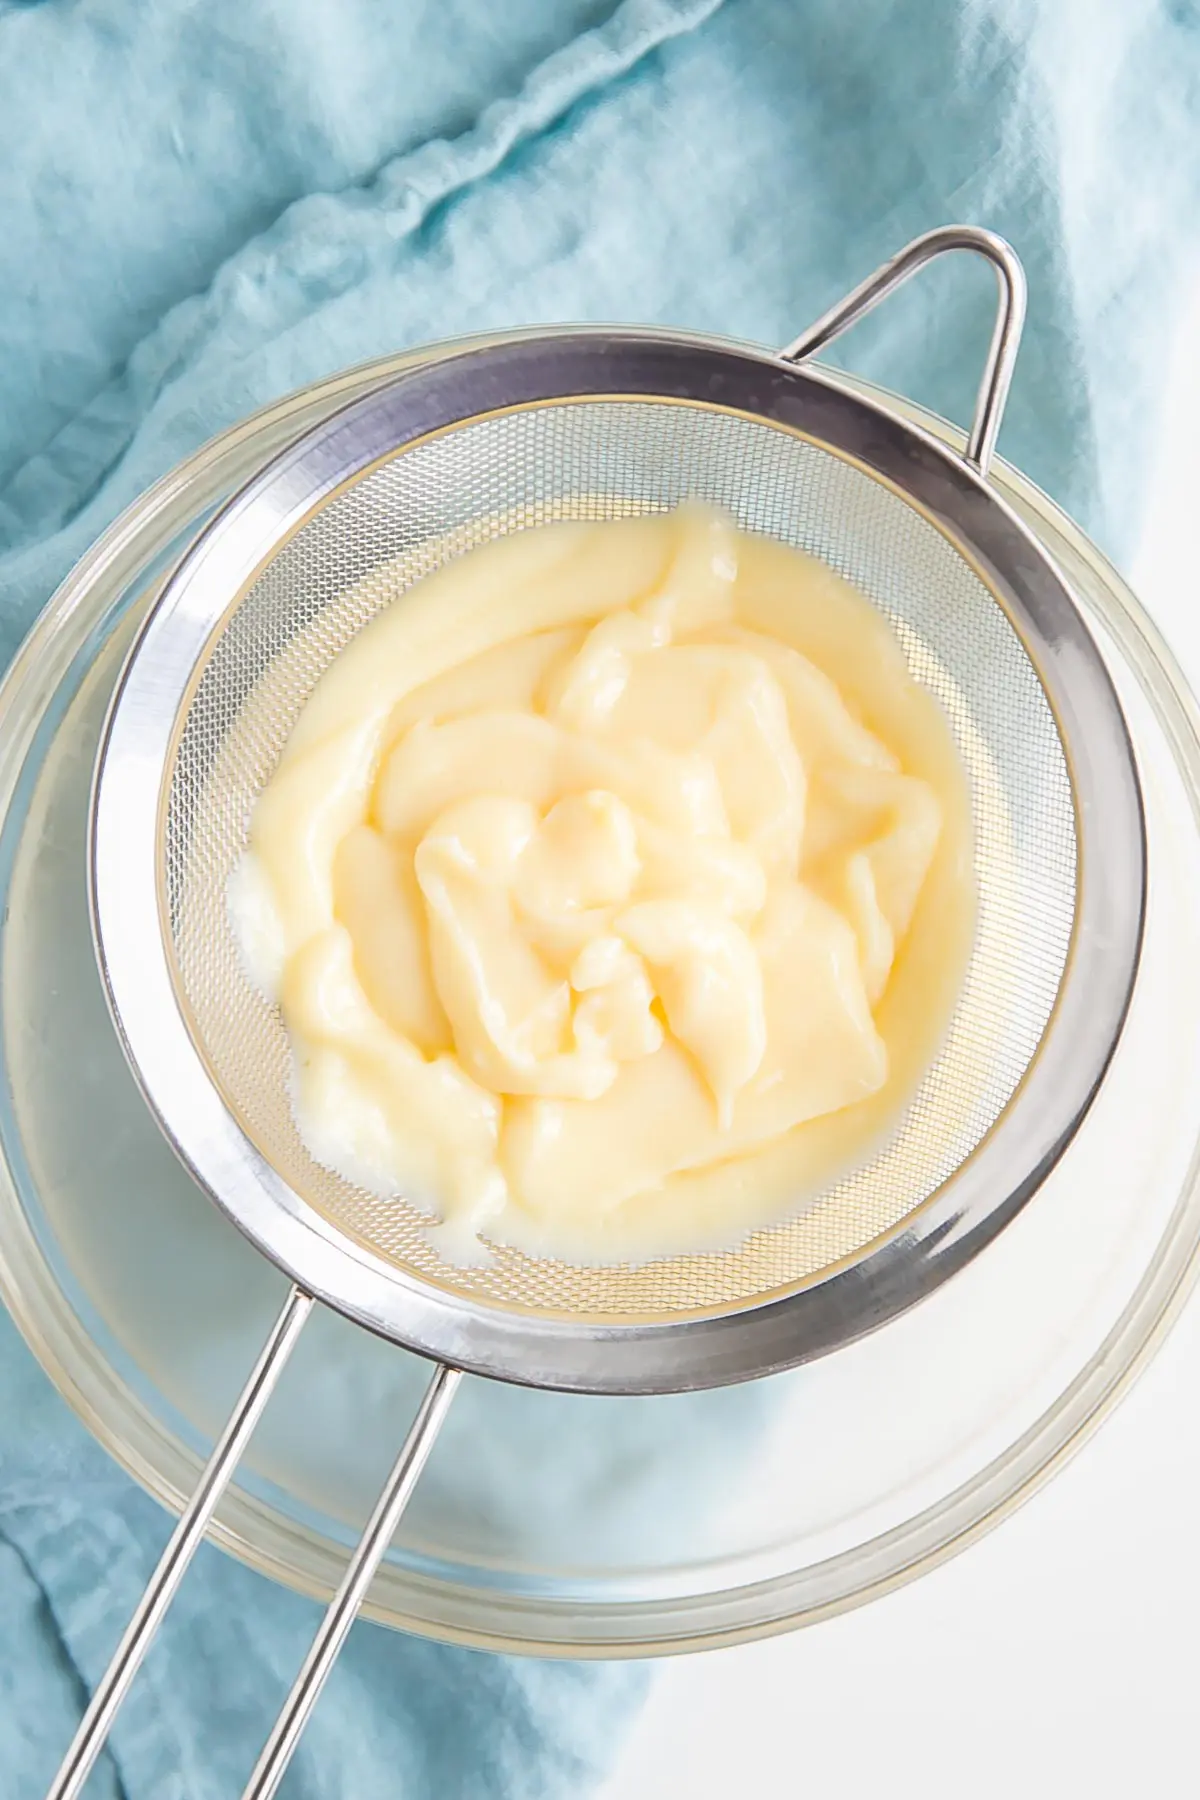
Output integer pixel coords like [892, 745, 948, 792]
[0, 0, 722, 553]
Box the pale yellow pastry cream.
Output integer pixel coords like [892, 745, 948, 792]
[231, 506, 974, 1263]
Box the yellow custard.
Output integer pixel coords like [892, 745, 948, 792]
[231, 506, 974, 1263]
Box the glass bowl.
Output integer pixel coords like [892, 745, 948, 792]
[2, 340, 1200, 1657]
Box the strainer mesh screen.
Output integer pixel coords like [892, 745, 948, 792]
[165, 399, 1076, 1320]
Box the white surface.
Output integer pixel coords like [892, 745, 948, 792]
[601, 280, 1200, 1799]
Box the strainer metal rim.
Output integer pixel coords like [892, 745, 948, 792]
[89, 327, 1145, 1396]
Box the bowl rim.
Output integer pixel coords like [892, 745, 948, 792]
[0, 341, 1196, 1654]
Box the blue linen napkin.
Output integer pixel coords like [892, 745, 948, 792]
[1, 1, 1198, 1795]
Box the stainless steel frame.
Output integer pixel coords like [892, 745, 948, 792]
[49, 226, 1145, 1800]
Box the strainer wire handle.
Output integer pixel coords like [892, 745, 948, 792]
[45, 1285, 315, 1800]
[241, 1360, 463, 1800]
[780, 224, 1028, 477]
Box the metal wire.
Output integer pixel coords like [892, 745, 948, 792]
[164, 397, 1076, 1317]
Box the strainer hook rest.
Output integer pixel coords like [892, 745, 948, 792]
[782, 222, 1027, 475]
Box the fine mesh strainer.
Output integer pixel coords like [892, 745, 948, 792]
[52, 227, 1144, 1799]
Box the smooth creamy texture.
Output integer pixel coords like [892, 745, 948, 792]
[233, 507, 973, 1262]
